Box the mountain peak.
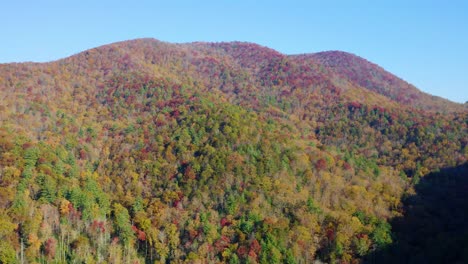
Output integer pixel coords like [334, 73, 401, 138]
[2, 38, 464, 113]
[302, 50, 464, 112]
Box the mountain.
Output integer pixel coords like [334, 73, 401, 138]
[303, 51, 462, 112]
[187, 41, 464, 112]
[0, 38, 466, 263]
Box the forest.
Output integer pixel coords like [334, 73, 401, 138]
[0, 38, 466, 263]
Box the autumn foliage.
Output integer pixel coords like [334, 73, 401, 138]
[0, 38, 466, 263]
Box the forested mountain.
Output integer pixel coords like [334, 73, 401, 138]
[0, 38, 466, 263]
[303, 51, 462, 112]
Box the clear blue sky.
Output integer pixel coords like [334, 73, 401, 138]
[2, 1, 467, 103]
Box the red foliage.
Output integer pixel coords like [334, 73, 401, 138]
[68, 203, 82, 222]
[188, 229, 199, 240]
[131, 225, 147, 240]
[356, 233, 368, 239]
[220, 217, 231, 227]
[343, 162, 352, 171]
[248, 249, 258, 261]
[372, 106, 385, 113]
[315, 158, 327, 171]
[91, 220, 106, 233]
[326, 227, 335, 241]
[214, 235, 230, 252]
[184, 166, 196, 180]
[45, 237, 57, 259]
[250, 238, 261, 254]
[22, 142, 33, 149]
[79, 149, 87, 160]
[173, 200, 182, 209]
[237, 245, 248, 257]
[137, 230, 146, 241]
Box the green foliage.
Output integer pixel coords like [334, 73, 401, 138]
[371, 220, 392, 249]
[0, 39, 465, 263]
[353, 235, 371, 256]
[260, 236, 283, 264]
[37, 173, 57, 203]
[229, 253, 240, 264]
[306, 197, 322, 214]
[113, 203, 134, 245]
[24, 146, 39, 167]
[0, 241, 16, 264]
[132, 196, 144, 214]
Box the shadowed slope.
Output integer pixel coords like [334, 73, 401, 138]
[366, 163, 468, 264]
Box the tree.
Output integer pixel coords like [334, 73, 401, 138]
[113, 203, 134, 245]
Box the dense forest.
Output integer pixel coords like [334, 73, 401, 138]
[0, 38, 466, 263]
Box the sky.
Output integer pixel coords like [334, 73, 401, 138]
[1, 1, 467, 103]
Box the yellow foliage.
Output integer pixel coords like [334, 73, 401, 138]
[59, 199, 71, 215]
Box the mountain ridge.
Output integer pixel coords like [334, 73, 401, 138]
[303, 50, 461, 112]
[1, 38, 463, 113]
[0, 38, 466, 263]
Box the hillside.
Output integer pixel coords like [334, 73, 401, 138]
[0, 38, 466, 263]
[303, 51, 463, 112]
